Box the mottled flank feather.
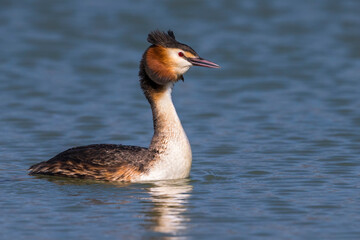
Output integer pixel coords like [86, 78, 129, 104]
[29, 144, 157, 181]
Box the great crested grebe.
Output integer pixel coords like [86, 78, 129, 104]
[29, 30, 219, 182]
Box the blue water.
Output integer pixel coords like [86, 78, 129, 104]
[1, 0, 360, 239]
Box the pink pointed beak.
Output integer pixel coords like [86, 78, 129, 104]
[188, 57, 220, 68]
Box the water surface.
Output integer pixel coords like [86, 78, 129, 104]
[1, 1, 360, 239]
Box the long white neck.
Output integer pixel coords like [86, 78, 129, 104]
[149, 85, 184, 150]
[140, 84, 192, 181]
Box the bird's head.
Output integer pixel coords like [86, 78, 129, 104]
[142, 30, 219, 85]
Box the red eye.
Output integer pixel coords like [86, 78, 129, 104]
[178, 52, 184, 57]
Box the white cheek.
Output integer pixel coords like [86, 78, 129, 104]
[174, 58, 192, 75]
[168, 50, 192, 75]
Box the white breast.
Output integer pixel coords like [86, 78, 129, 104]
[140, 130, 192, 181]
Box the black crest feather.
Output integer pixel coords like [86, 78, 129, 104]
[167, 30, 176, 40]
[146, 30, 198, 57]
[147, 30, 178, 47]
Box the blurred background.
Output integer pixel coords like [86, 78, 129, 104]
[0, 0, 360, 239]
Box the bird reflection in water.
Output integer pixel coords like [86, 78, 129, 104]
[144, 178, 193, 236]
[32, 175, 193, 237]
